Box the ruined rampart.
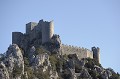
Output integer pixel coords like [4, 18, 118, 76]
[61, 44, 93, 59]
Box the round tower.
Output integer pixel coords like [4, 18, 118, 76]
[92, 47, 100, 63]
[97, 47, 100, 63]
[42, 20, 54, 44]
[49, 20, 54, 39]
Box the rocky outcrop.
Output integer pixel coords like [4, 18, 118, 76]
[32, 53, 51, 72]
[0, 62, 9, 79]
[50, 70, 58, 79]
[61, 54, 120, 79]
[43, 34, 62, 54]
[1, 44, 24, 79]
[1, 19, 119, 79]
[29, 46, 51, 72]
[0, 43, 119, 79]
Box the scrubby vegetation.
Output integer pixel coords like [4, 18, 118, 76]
[12, 64, 23, 78]
[34, 68, 49, 79]
[1, 45, 120, 79]
[35, 47, 49, 55]
[84, 58, 101, 69]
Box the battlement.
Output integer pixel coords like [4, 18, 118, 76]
[61, 44, 93, 59]
[62, 44, 93, 53]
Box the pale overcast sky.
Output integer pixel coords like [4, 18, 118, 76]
[0, 0, 120, 73]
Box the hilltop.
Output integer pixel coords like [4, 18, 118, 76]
[0, 20, 119, 79]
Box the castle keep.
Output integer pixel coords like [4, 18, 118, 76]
[13, 19, 54, 44]
[12, 19, 100, 62]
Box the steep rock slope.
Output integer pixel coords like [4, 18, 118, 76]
[0, 44, 119, 79]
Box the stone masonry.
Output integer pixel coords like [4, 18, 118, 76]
[12, 19, 100, 63]
[61, 44, 93, 59]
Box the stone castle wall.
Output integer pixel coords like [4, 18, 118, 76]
[61, 44, 93, 59]
[12, 32, 24, 45]
[26, 22, 40, 42]
[25, 20, 54, 44]
[49, 21, 54, 39]
[92, 47, 100, 63]
[13, 20, 54, 44]
[42, 21, 54, 44]
[26, 22, 38, 34]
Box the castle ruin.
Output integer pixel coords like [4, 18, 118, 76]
[13, 19, 54, 44]
[12, 19, 100, 63]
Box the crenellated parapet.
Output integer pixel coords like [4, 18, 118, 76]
[61, 44, 93, 59]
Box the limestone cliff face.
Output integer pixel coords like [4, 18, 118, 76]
[6, 44, 24, 73]
[0, 44, 24, 79]
[0, 62, 9, 79]
[0, 44, 119, 79]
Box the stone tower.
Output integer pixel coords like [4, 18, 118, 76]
[25, 19, 54, 44]
[92, 47, 100, 63]
[42, 20, 54, 44]
[26, 22, 38, 34]
[12, 32, 23, 45]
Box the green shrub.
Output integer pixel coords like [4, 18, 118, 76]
[49, 55, 58, 70]
[24, 57, 29, 67]
[0, 54, 5, 61]
[25, 67, 35, 79]
[49, 55, 64, 72]
[34, 68, 49, 79]
[35, 47, 49, 55]
[84, 58, 101, 69]
[56, 58, 63, 72]
[75, 63, 82, 73]
[88, 69, 99, 79]
[12, 65, 23, 78]
[110, 72, 120, 79]
[63, 54, 68, 60]
[62, 69, 71, 79]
